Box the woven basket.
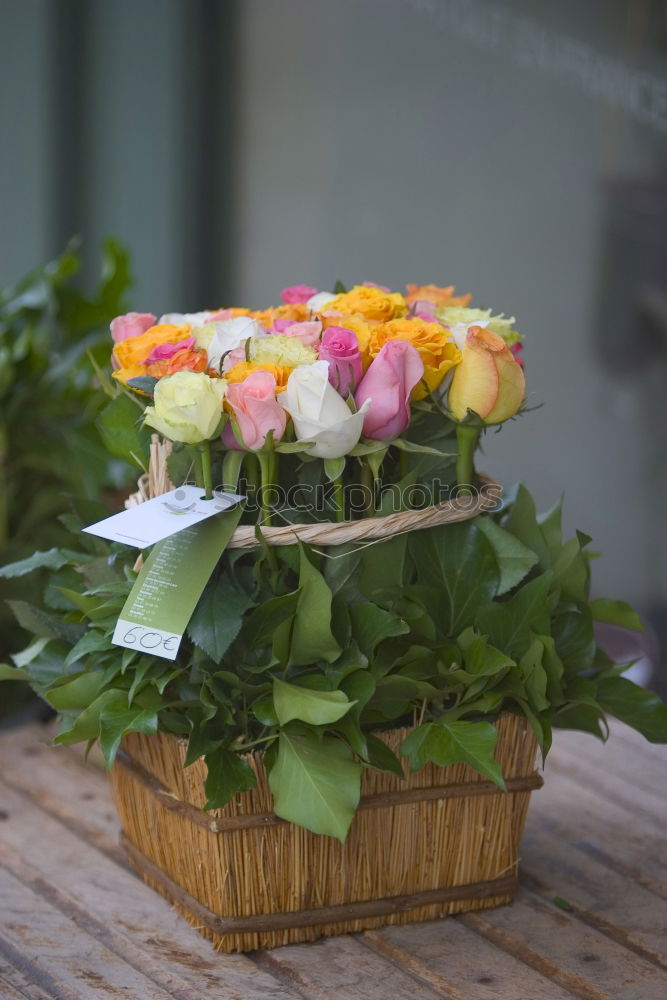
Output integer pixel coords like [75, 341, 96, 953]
[110, 436, 542, 951]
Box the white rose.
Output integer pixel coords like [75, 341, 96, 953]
[448, 319, 489, 350]
[159, 311, 214, 327]
[280, 361, 370, 459]
[306, 291, 336, 312]
[204, 317, 267, 371]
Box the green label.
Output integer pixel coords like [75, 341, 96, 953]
[112, 505, 243, 660]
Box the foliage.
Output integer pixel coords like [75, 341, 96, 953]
[2, 483, 666, 841]
[0, 241, 147, 708]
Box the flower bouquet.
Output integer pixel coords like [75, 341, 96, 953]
[3, 280, 666, 952]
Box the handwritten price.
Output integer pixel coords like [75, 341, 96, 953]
[112, 619, 181, 660]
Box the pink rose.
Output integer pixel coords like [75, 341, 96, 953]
[143, 338, 197, 364]
[318, 326, 363, 396]
[409, 300, 437, 320]
[355, 340, 424, 440]
[221, 345, 246, 372]
[208, 308, 240, 322]
[276, 320, 322, 348]
[109, 312, 156, 344]
[280, 284, 318, 305]
[225, 371, 287, 450]
[361, 281, 392, 293]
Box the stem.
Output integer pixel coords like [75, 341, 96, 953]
[332, 474, 345, 522]
[360, 461, 374, 518]
[455, 424, 482, 492]
[257, 449, 273, 527]
[198, 440, 213, 499]
[222, 449, 244, 493]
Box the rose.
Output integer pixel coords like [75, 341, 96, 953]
[224, 372, 287, 451]
[281, 284, 318, 304]
[280, 360, 369, 459]
[204, 316, 266, 371]
[318, 326, 363, 396]
[270, 319, 322, 347]
[143, 338, 197, 364]
[368, 318, 461, 399]
[224, 361, 291, 391]
[405, 284, 472, 307]
[323, 285, 407, 322]
[355, 341, 424, 440]
[110, 312, 156, 344]
[113, 323, 191, 370]
[448, 326, 525, 424]
[306, 291, 336, 312]
[144, 371, 226, 444]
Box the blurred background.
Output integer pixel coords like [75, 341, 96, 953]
[1, 0, 666, 700]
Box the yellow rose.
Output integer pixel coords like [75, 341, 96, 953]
[248, 335, 317, 368]
[112, 324, 191, 369]
[224, 361, 291, 392]
[369, 319, 461, 399]
[323, 286, 407, 322]
[449, 326, 525, 424]
[143, 372, 227, 444]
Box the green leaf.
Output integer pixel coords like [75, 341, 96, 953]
[364, 733, 405, 778]
[64, 630, 112, 667]
[391, 437, 454, 458]
[268, 732, 361, 841]
[476, 517, 538, 595]
[476, 572, 552, 660]
[126, 376, 158, 396]
[275, 440, 316, 454]
[333, 280, 347, 294]
[11, 637, 50, 669]
[96, 393, 150, 465]
[204, 748, 256, 809]
[350, 603, 409, 658]
[596, 676, 667, 743]
[503, 485, 552, 569]
[289, 545, 341, 666]
[0, 548, 73, 579]
[409, 521, 499, 635]
[243, 590, 300, 650]
[552, 609, 596, 674]
[457, 627, 515, 676]
[273, 678, 353, 726]
[590, 598, 643, 632]
[187, 579, 255, 663]
[99, 699, 159, 766]
[47, 670, 108, 710]
[323, 456, 345, 482]
[401, 720, 506, 789]
[0, 664, 29, 681]
[518, 635, 549, 713]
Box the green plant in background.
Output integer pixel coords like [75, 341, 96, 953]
[0, 240, 148, 716]
[2, 484, 665, 840]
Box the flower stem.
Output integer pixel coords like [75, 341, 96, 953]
[455, 424, 481, 492]
[332, 474, 345, 522]
[198, 440, 214, 499]
[360, 461, 374, 518]
[257, 449, 273, 527]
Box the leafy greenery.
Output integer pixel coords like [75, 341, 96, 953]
[0, 241, 147, 702]
[3, 479, 666, 841]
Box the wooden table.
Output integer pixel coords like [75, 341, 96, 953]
[0, 720, 664, 999]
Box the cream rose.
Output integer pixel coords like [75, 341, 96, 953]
[144, 371, 226, 444]
[204, 317, 266, 371]
[280, 360, 369, 459]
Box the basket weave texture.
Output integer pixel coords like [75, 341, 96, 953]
[111, 436, 541, 951]
[111, 715, 540, 952]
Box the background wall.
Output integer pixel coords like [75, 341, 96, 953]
[1, 0, 666, 618]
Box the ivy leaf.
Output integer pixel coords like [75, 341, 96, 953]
[409, 522, 499, 635]
[7, 600, 85, 644]
[99, 700, 159, 766]
[518, 634, 549, 713]
[268, 732, 361, 841]
[476, 517, 538, 595]
[289, 544, 341, 666]
[503, 485, 552, 569]
[204, 748, 256, 810]
[589, 598, 643, 633]
[187, 579, 255, 663]
[596, 676, 667, 743]
[0, 548, 76, 579]
[457, 627, 515, 676]
[552, 609, 596, 674]
[47, 670, 108, 710]
[273, 677, 353, 726]
[476, 572, 552, 660]
[242, 590, 300, 650]
[64, 629, 112, 668]
[401, 720, 506, 789]
[365, 733, 405, 778]
[96, 393, 150, 465]
[350, 603, 409, 658]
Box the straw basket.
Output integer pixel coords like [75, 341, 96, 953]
[110, 437, 543, 952]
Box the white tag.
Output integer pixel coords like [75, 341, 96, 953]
[112, 619, 182, 660]
[82, 485, 245, 548]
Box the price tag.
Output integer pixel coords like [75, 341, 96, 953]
[112, 505, 244, 661]
[83, 485, 245, 548]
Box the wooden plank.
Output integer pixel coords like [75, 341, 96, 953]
[0, 786, 301, 999]
[0, 956, 55, 1000]
[461, 890, 667, 1000]
[521, 821, 667, 966]
[362, 918, 576, 1000]
[254, 935, 447, 1000]
[0, 868, 177, 1000]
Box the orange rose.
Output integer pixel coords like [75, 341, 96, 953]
[405, 284, 472, 307]
[323, 286, 407, 322]
[249, 303, 310, 327]
[448, 326, 525, 424]
[113, 324, 191, 369]
[112, 348, 209, 386]
[369, 318, 461, 399]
